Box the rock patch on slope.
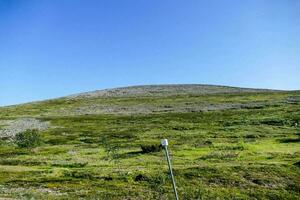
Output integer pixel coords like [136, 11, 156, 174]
[68, 84, 276, 99]
[0, 118, 49, 138]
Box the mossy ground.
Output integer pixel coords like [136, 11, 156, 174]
[0, 91, 299, 199]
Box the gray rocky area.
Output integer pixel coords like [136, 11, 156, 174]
[52, 101, 280, 116]
[0, 85, 292, 117]
[67, 84, 277, 99]
[0, 118, 49, 138]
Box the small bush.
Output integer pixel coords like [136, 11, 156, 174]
[100, 137, 121, 161]
[14, 129, 42, 148]
[279, 137, 300, 143]
[245, 134, 260, 139]
[140, 144, 162, 153]
[259, 119, 285, 126]
[134, 174, 148, 181]
[293, 161, 300, 167]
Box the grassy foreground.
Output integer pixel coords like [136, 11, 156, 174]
[0, 88, 299, 199]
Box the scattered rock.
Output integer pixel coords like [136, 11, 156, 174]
[0, 118, 49, 138]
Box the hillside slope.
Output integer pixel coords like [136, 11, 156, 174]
[68, 84, 277, 98]
[0, 84, 283, 116]
[0, 84, 299, 199]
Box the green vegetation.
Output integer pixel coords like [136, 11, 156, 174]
[141, 144, 162, 153]
[0, 87, 299, 199]
[14, 129, 42, 149]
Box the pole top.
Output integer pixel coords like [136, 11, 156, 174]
[161, 139, 168, 146]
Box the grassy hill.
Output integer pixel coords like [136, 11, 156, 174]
[0, 84, 299, 199]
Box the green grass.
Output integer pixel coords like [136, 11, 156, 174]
[0, 91, 299, 199]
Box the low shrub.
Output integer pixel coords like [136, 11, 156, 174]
[279, 137, 300, 143]
[101, 137, 121, 161]
[245, 134, 261, 139]
[134, 174, 148, 181]
[293, 161, 300, 167]
[14, 129, 42, 149]
[140, 144, 162, 153]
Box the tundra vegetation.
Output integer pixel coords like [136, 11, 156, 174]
[0, 85, 299, 199]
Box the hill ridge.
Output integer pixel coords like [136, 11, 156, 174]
[67, 84, 279, 99]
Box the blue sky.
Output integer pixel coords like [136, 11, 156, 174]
[0, 0, 299, 106]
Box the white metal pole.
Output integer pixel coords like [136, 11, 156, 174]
[161, 139, 179, 200]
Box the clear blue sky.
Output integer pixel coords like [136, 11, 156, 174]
[1, 0, 299, 106]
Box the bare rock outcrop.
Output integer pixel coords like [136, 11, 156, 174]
[0, 118, 49, 138]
